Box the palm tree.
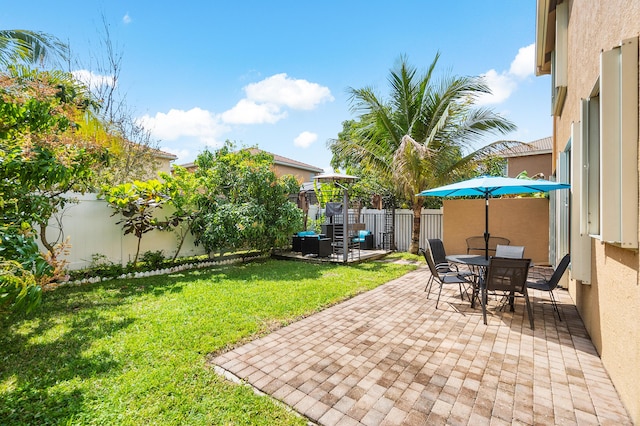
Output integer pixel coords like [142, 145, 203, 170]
[329, 54, 517, 254]
[0, 29, 67, 68]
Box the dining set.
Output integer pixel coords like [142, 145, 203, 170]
[420, 237, 570, 330]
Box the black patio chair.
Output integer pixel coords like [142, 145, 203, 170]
[482, 257, 533, 329]
[526, 253, 570, 321]
[427, 238, 474, 280]
[419, 246, 472, 309]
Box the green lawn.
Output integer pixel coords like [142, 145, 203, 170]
[0, 256, 417, 425]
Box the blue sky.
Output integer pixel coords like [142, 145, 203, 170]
[2, 1, 550, 171]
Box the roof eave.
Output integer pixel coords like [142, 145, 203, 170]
[535, 0, 554, 76]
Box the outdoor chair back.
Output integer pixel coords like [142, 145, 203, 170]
[427, 239, 449, 266]
[527, 253, 570, 321]
[482, 257, 533, 329]
[495, 244, 525, 259]
[466, 236, 510, 256]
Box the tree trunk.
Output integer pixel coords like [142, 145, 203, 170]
[39, 222, 56, 259]
[409, 204, 421, 254]
[171, 221, 192, 262]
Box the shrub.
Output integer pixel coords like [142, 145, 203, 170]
[140, 250, 165, 270]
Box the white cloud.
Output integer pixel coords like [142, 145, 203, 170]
[138, 107, 228, 146]
[71, 69, 115, 92]
[244, 73, 334, 110]
[476, 43, 535, 106]
[123, 13, 132, 24]
[220, 73, 333, 125]
[140, 74, 332, 153]
[293, 131, 318, 148]
[509, 44, 535, 78]
[476, 69, 517, 105]
[221, 99, 287, 124]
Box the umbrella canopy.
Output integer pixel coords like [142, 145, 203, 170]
[417, 176, 570, 259]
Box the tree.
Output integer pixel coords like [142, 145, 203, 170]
[0, 29, 68, 68]
[100, 179, 170, 264]
[160, 166, 200, 261]
[329, 55, 516, 253]
[191, 143, 303, 256]
[0, 66, 109, 256]
[81, 18, 163, 186]
[0, 66, 110, 312]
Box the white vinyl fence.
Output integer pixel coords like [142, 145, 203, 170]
[40, 192, 206, 270]
[361, 208, 443, 252]
[313, 207, 443, 252]
[43, 195, 444, 270]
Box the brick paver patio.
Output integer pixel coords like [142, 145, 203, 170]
[212, 266, 632, 425]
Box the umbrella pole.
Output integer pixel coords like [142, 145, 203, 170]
[484, 193, 490, 260]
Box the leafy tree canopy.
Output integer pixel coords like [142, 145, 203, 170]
[0, 66, 110, 313]
[191, 142, 303, 255]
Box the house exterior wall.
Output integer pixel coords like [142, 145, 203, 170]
[506, 153, 552, 178]
[549, 0, 640, 422]
[155, 157, 174, 176]
[273, 164, 320, 183]
[441, 198, 551, 265]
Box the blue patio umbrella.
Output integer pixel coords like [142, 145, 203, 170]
[417, 176, 570, 259]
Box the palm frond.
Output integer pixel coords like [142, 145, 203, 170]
[0, 29, 68, 68]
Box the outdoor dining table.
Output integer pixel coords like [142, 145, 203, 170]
[447, 254, 534, 311]
[446, 254, 489, 308]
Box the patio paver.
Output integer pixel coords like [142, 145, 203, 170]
[212, 266, 632, 425]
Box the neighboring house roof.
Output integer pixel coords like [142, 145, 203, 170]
[498, 137, 553, 158]
[153, 148, 178, 161]
[176, 148, 324, 174]
[245, 148, 324, 173]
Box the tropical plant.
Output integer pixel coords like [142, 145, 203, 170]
[99, 179, 171, 264]
[160, 166, 200, 261]
[0, 29, 68, 68]
[0, 259, 41, 315]
[329, 54, 517, 253]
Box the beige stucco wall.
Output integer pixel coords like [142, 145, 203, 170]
[273, 164, 319, 183]
[507, 153, 552, 178]
[442, 198, 550, 265]
[552, 0, 640, 422]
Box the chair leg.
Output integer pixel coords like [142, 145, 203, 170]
[481, 287, 488, 325]
[524, 290, 534, 330]
[425, 276, 434, 297]
[435, 283, 444, 309]
[548, 290, 562, 321]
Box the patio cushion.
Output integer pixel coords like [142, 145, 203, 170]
[297, 231, 317, 237]
[352, 230, 371, 242]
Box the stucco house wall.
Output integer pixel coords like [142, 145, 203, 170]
[442, 198, 550, 265]
[537, 0, 640, 422]
[507, 153, 552, 178]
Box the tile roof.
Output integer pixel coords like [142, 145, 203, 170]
[499, 137, 553, 158]
[176, 148, 324, 173]
[153, 148, 178, 160]
[246, 148, 324, 173]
